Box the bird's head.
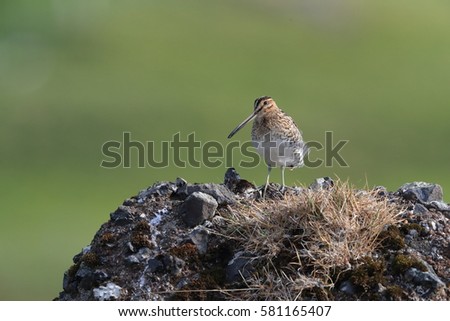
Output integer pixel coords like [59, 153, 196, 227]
[227, 96, 276, 139]
[253, 96, 276, 114]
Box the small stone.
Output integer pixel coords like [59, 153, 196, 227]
[413, 203, 429, 216]
[373, 186, 388, 197]
[81, 246, 91, 255]
[93, 282, 122, 301]
[176, 278, 189, 289]
[224, 168, 257, 194]
[126, 241, 136, 253]
[309, 176, 334, 191]
[182, 192, 218, 227]
[224, 167, 241, 190]
[147, 258, 164, 273]
[376, 283, 386, 294]
[339, 280, 357, 296]
[397, 182, 443, 203]
[309, 177, 334, 191]
[93, 270, 109, 283]
[110, 206, 133, 225]
[125, 255, 140, 265]
[430, 221, 437, 231]
[190, 226, 209, 255]
[175, 177, 187, 188]
[226, 251, 255, 283]
[429, 201, 450, 212]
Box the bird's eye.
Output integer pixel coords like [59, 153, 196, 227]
[263, 101, 268, 106]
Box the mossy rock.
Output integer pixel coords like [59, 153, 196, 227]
[392, 254, 427, 275]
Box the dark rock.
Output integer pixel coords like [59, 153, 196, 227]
[224, 167, 241, 190]
[72, 252, 83, 265]
[226, 251, 255, 283]
[182, 192, 218, 227]
[62, 272, 71, 292]
[413, 203, 429, 216]
[408, 229, 419, 238]
[339, 280, 357, 296]
[76, 266, 95, 290]
[75, 265, 93, 279]
[138, 181, 177, 200]
[147, 259, 164, 273]
[405, 268, 445, 290]
[175, 177, 187, 188]
[110, 206, 133, 225]
[309, 177, 334, 190]
[397, 182, 443, 203]
[224, 167, 257, 194]
[176, 183, 236, 206]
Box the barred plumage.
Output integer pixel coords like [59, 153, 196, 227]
[228, 96, 308, 196]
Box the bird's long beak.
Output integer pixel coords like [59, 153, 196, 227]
[227, 110, 257, 138]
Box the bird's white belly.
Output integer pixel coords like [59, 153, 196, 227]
[252, 137, 307, 168]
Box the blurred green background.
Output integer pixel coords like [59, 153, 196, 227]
[1, 0, 449, 300]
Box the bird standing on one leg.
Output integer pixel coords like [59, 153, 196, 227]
[227, 96, 308, 197]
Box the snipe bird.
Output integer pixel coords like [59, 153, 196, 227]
[227, 96, 307, 196]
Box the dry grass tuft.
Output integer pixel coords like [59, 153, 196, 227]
[215, 180, 403, 300]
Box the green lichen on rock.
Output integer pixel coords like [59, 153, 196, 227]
[378, 225, 405, 250]
[350, 257, 386, 292]
[130, 220, 152, 249]
[392, 254, 427, 275]
[385, 285, 407, 300]
[81, 252, 100, 268]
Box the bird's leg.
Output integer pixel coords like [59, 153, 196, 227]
[280, 166, 286, 193]
[263, 165, 272, 198]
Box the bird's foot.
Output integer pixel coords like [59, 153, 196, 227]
[254, 184, 269, 199]
[256, 183, 286, 200]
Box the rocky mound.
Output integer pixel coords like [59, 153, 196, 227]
[57, 169, 449, 300]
